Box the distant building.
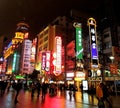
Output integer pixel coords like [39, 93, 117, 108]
[98, 26, 120, 78]
[36, 16, 75, 82]
[3, 21, 31, 76]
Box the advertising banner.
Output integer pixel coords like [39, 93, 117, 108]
[110, 64, 118, 74]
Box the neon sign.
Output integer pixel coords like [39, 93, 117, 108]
[22, 40, 31, 74]
[54, 36, 62, 76]
[42, 52, 46, 70]
[12, 53, 17, 73]
[73, 22, 83, 59]
[45, 51, 50, 72]
[88, 18, 98, 68]
[41, 51, 51, 73]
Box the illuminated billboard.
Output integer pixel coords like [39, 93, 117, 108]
[73, 22, 83, 59]
[31, 38, 37, 63]
[54, 36, 62, 76]
[42, 52, 46, 70]
[87, 18, 98, 68]
[12, 53, 17, 73]
[12, 53, 20, 73]
[41, 51, 51, 73]
[21, 40, 32, 74]
[82, 80, 88, 91]
[45, 51, 50, 72]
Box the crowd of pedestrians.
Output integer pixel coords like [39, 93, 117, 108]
[0, 80, 115, 107]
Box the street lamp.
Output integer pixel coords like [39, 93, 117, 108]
[109, 56, 114, 64]
[109, 56, 117, 96]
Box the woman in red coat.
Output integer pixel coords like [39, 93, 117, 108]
[96, 82, 105, 108]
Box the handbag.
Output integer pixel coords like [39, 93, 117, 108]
[98, 99, 105, 108]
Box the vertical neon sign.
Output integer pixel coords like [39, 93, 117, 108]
[54, 36, 62, 76]
[31, 38, 37, 62]
[22, 40, 31, 74]
[87, 18, 98, 68]
[12, 53, 17, 73]
[42, 52, 46, 70]
[41, 51, 51, 74]
[73, 23, 83, 59]
[46, 51, 50, 72]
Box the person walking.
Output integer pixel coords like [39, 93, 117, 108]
[36, 82, 41, 97]
[31, 82, 36, 97]
[80, 83, 83, 92]
[1, 81, 8, 95]
[41, 83, 47, 100]
[14, 80, 22, 104]
[101, 83, 112, 108]
[96, 82, 105, 108]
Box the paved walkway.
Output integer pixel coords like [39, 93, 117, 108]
[0, 88, 120, 108]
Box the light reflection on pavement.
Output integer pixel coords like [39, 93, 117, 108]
[0, 89, 98, 108]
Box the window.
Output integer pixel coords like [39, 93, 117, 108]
[40, 34, 43, 38]
[24, 60, 29, 62]
[44, 30, 48, 35]
[44, 43, 48, 49]
[104, 34, 109, 38]
[103, 41, 112, 49]
[23, 68, 28, 71]
[24, 64, 28, 67]
[39, 47, 42, 51]
[44, 36, 48, 42]
[39, 39, 43, 44]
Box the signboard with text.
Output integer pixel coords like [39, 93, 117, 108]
[87, 18, 98, 68]
[73, 23, 83, 60]
[110, 64, 118, 74]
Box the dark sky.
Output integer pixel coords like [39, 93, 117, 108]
[0, 0, 119, 38]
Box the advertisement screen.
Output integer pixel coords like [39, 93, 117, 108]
[82, 80, 88, 91]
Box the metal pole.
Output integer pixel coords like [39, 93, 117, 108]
[114, 77, 117, 96]
[110, 56, 117, 96]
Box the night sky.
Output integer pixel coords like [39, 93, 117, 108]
[0, 0, 119, 38]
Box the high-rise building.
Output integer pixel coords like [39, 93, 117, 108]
[36, 16, 75, 82]
[3, 21, 30, 76]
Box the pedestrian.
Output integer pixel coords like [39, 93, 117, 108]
[69, 90, 72, 101]
[31, 82, 36, 97]
[96, 82, 105, 108]
[80, 83, 83, 92]
[1, 81, 8, 95]
[14, 79, 22, 104]
[101, 83, 112, 108]
[36, 82, 41, 97]
[7, 81, 11, 92]
[68, 84, 73, 101]
[41, 82, 47, 100]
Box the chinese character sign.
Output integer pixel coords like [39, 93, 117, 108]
[87, 18, 98, 67]
[54, 36, 62, 76]
[73, 22, 83, 60]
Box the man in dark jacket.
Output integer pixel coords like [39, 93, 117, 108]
[41, 83, 47, 100]
[101, 83, 112, 108]
[14, 80, 22, 104]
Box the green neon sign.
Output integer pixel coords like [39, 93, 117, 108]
[12, 53, 17, 73]
[76, 26, 83, 59]
[16, 75, 25, 79]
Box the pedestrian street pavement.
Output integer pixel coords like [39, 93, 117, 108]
[0, 88, 120, 108]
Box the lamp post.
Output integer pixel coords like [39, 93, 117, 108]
[109, 56, 117, 96]
[109, 56, 114, 64]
